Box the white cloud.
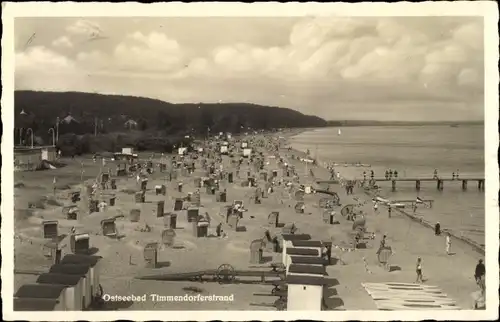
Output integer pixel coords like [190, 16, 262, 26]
[76, 31, 186, 74]
[14, 17, 485, 120]
[52, 36, 73, 48]
[66, 19, 101, 35]
[457, 68, 480, 87]
[16, 46, 75, 72]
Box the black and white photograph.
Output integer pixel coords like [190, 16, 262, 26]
[2, 1, 498, 321]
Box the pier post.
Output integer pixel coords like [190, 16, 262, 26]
[462, 180, 468, 191]
[415, 180, 421, 191]
[478, 180, 484, 191]
[391, 180, 396, 192]
[436, 179, 443, 191]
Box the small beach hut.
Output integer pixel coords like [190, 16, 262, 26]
[49, 263, 92, 308]
[143, 242, 159, 268]
[60, 254, 102, 301]
[280, 234, 312, 265]
[289, 256, 327, 268]
[163, 212, 177, 229]
[157, 201, 165, 218]
[286, 275, 325, 311]
[162, 229, 176, 247]
[287, 264, 326, 277]
[36, 273, 84, 310]
[268, 211, 280, 227]
[42, 220, 59, 239]
[129, 209, 141, 222]
[187, 207, 199, 222]
[101, 218, 117, 237]
[250, 239, 264, 264]
[70, 233, 90, 254]
[13, 298, 60, 311]
[285, 247, 320, 272]
[14, 284, 67, 311]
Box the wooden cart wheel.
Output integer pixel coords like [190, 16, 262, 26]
[216, 264, 236, 283]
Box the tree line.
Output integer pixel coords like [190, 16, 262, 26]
[15, 90, 327, 155]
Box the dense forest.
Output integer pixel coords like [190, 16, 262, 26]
[14, 90, 327, 155]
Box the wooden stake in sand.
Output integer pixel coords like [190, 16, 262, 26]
[80, 162, 85, 182]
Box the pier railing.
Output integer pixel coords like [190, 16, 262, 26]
[317, 177, 485, 192]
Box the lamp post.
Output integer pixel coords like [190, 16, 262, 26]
[48, 128, 56, 146]
[55, 117, 60, 144]
[26, 128, 34, 148]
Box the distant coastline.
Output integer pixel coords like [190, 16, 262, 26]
[326, 120, 483, 127]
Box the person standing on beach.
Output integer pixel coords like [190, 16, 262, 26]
[415, 257, 423, 283]
[373, 201, 379, 214]
[385, 170, 389, 179]
[388, 206, 392, 218]
[433, 169, 439, 179]
[435, 222, 441, 235]
[376, 235, 387, 255]
[394, 170, 398, 178]
[445, 233, 451, 255]
[474, 259, 485, 288]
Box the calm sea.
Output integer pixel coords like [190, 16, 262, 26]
[290, 125, 485, 246]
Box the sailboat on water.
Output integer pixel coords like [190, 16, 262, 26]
[338, 128, 342, 136]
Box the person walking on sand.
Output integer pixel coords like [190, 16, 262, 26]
[474, 259, 485, 288]
[373, 201, 379, 213]
[376, 235, 387, 255]
[434, 221, 441, 235]
[445, 233, 451, 255]
[415, 257, 424, 283]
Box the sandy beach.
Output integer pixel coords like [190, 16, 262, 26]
[13, 129, 484, 310]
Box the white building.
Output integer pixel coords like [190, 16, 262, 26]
[285, 247, 320, 273]
[287, 263, 326, 278]
[280, 234, 312, 266]
[286, 275, 325, 311]
[289, 240, 324, 269]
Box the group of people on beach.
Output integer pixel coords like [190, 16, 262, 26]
[384, 169, 398, 179]
[432, 168, 461, 180]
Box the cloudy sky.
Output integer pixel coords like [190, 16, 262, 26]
[14, 16, 484, 121]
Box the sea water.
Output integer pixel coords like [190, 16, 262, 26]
[290, 125, 485, 246]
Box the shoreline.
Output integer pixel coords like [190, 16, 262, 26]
[13, 128, 484, 310]
[287, 129, 485, 256]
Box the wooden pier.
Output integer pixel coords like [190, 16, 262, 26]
[317, 177, 485, 192]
